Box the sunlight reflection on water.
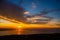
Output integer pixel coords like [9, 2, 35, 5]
[0, 28, 60, 36]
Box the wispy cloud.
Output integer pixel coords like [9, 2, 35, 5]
[32, 2, 36, 10]
[48, 19, 60, 26]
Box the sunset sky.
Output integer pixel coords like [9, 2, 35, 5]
[0, 0, 60, 24]
[5, 0, 60, 19]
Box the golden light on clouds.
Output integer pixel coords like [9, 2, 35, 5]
[24, 11, 29, 14]
[0, 15, 60, 29]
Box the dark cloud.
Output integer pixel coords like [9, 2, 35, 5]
[0, 0, 26, 22]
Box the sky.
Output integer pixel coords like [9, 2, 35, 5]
[5, 0, 60, 19]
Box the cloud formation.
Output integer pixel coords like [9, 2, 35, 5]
[32, 2, 36, 10]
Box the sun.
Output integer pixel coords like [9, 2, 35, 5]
[18, 26, 22, 28]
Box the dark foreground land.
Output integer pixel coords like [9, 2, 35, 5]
[0, 34, 60, 40]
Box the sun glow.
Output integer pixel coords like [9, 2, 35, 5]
[18, 26, 22, 28]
